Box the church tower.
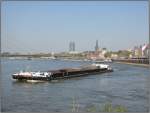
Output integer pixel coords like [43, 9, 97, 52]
[95, 40, 99, 51]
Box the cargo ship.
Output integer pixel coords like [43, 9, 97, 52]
[12, 63, 113, 82]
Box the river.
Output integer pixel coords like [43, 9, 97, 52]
[1, 59, 149, 112]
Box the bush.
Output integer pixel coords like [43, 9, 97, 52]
[102, 103, 127, 112]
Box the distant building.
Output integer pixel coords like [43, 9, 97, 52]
[86, 41, 107, 60]
[69, 51, 80, 54]
[95, 40, 99, 51]
[131, 44, 150, 58]
[69, 41, 79, 54]
[142, 44, 149, 58]
[86, 51, 99, 60]
[69, 41, 75, 52]
[101, 48, 107, 55]
[111, 53, 118, 59]
[132, 46, 142, 58]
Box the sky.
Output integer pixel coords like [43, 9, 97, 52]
[1, 1, 149, 53]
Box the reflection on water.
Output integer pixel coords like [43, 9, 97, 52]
[1, 59, 149, 112]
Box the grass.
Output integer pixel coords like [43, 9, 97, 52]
[102, 103, 127, 112]
[71, 98, 127, 112]
[71, 97, 80, 112]
[86, 105, 97, 112]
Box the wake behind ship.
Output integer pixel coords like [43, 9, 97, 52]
[12, 63, 113, 82]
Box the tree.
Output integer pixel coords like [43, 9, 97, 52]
[104, 52, 112, 58]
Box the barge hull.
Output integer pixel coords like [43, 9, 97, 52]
[12, 69, 113, 81]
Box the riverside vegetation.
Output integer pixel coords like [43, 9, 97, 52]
[71, 97, 127, 112]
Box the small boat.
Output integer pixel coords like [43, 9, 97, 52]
[12, 63, 113, 82]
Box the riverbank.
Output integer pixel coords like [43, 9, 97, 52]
[115, 61, 150, 68]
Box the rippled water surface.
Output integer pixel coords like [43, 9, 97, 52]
[1, 59, 150, 112]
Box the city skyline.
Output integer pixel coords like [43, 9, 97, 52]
[1, 1, 149, 53]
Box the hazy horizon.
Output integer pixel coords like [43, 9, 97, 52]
[1, 1, 149, 54]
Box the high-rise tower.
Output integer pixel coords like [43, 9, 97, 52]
[69, 41, 75, 52]
[95, 40, 99, 51]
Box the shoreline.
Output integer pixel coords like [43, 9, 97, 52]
[115, 61, 150, 68]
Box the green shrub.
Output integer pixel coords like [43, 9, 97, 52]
[71, 98, 127, 112]
[102, 103, 127, 112]
[86, 105, 97, 112]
